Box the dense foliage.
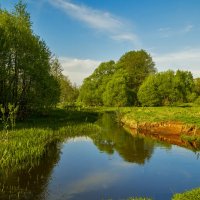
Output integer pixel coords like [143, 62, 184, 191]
[78, 60, 116, 105]
[78, 49, 200, 107]
[0, 2, 59, 116]
[51, 58, 79, 104]
[116, 50, 156, 105]
[138, 70, 196, 106]
[0, 1, 76, 118]
[78, 50, 156, 106]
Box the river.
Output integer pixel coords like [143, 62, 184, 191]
[1, 113, 200, 200]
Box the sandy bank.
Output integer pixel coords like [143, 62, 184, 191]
[121, 118, 200, 150]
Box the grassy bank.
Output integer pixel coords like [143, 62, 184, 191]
[117, 106, 200, 149]
[124, 187, 200, 200]
[0, 108, 101, 170]
[86, 105, 200, 127]
[118, 106, 200, 127]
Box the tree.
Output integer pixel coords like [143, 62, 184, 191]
[103, 69, 130, 107]
[117, 50, 156, 105]
[59, 76, 79, 103]
[194, 78, 200, 96]
[78, 50, 156, 106]
[138, 70, 195, 106]
[0, 1, 60, 117]
[137, 75, 161, 106]
[78, 61, 116, 106]
[157, 70, 176, 105]
[50, 57, 79, 104]
[174, 70, 195, 102]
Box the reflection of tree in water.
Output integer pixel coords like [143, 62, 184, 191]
[0, 141, 61, 200]
[0, 112, 172, 199]
[92, 113, 156, 165]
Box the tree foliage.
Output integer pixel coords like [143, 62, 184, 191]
[0, 2, 68, 117]
[78, 61, 116, 105]
[117, 50, 156, 105]
[194, 78, 200, 96]
[138, 70, 195, 106]
[137, 75, 161, 106]
[103, 69, 130, 107]
[51, 58, 78, 104]
[78, 50, 156, 106]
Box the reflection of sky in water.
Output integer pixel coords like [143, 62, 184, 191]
[47, 138, 121, 200]
[45, 136, 200, 200]
[1, 114, 200, 200]
[63, 171, 118, 199]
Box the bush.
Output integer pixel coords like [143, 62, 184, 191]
[195, 96, 200, 105]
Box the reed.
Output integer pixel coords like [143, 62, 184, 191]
[0, 108, 101, 170]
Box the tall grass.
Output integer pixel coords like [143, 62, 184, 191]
[0, 108, 101, 170]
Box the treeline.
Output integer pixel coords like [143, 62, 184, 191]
[78, 50, 156, 106]
[0, 1, 77, 118]
[1, 1, 199, 115]
[138, 70, 198, 106]
[78, 50, 200, 107]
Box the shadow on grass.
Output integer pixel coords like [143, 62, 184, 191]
[15, 108, 100, 130]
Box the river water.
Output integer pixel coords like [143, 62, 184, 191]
[1, 113, 200, 200]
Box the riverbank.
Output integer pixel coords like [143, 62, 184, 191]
[119, 106, 200, 150]
[0, 109, 101, 170]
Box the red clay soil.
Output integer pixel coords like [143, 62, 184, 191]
[123, 121, 200, 149]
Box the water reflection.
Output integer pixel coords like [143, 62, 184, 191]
[1, 113, 199, 200]
[0, 142, 61, 200]
[92, 113, 155, 164]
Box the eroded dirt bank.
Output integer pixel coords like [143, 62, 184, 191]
[121, 118, 200, 150]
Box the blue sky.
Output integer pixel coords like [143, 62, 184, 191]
[1, 0, 200, 85]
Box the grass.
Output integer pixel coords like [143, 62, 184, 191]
[108, 188, 200, 200]
[118, 106, 200, 127]
[115, 106, 200, 150]
[1, 106, 200, 199]
[86, 105, 200, 128]
[0, 108, 101, 170]
[172, 187, 200, 200]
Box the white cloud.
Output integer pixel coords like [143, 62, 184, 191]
[59, 57, 101, 85]
[63, 171, 118, 199]
[158, 24, 194, 38]
[153, 48, 200, 77]
[60, 48, 200, 86]
[183, 24, 194, 33]
[111, 33, 138, 42]
[49, 0, 140, 45]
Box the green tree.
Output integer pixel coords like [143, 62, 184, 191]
[59, 76, 79, 103]
[117, 50, 156, 105]
[194, 78, 200, 96]
[174, 70, 195, 103]
[103, 69, 130, 107]
[50, 57, 79, 104]
[0, 1, 60, 117]
[78, 61, 116, 106]
[137, 75, 161, 106]
[138, 70, 195, 106]
[157, 70, 176, 105]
